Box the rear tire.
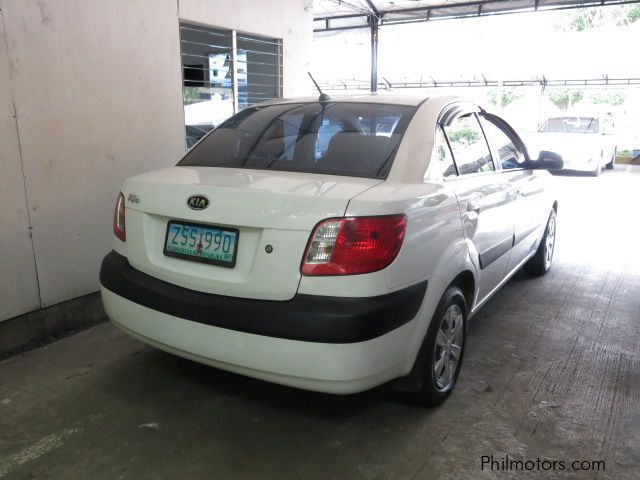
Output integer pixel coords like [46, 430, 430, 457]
[410, 286, 467, 407]
[525, 209, 557, 276]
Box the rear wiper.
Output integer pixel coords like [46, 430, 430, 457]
[584, 117, 594, 133]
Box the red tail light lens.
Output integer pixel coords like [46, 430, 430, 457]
[301, 215, 407, 276]
[113, 192, 126, 242]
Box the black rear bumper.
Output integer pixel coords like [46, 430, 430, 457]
[99, 251, 427, 344]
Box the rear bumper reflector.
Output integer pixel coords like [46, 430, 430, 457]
[99, 251, 427, 344]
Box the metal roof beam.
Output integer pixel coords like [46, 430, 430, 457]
[363, 0, 380, 17]
[317, 77, 640, 89]
[314, 0, 640, 32]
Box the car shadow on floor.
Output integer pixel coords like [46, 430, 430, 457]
[146, 348, 407, 417]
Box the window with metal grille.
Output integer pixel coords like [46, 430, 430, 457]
[180, 23, 282, 148]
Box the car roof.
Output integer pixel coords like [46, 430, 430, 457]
[257, 94, 458, 108]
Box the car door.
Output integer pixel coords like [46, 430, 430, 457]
[479, 112, 548, 275]
[439, 106, 516, 304]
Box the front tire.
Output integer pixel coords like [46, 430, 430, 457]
[525, 209, 557, 276]
[606, 148, 616, 170]
[589, 156, 602, 177]
[411, 287, 467, 407]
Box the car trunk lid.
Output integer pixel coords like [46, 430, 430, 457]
[119, 166, 381, 300]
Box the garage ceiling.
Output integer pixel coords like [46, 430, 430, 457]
[313, 0, 640, 31]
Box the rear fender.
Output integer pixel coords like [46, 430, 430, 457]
[398, 237, 477, 379]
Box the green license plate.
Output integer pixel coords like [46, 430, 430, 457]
[163, 221, 239, 267]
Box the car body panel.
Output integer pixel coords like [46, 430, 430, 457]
[117, 167, 380, 300]
[102, 287, 418, 394]
[502, 169, 552, 273]
[445, 171, 516, 303]
[258, 94, 427, 107]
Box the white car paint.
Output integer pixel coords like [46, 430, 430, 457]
[117, 168, 381, 300]
[529, 114, 617, 174]
[101, 95, 557, 395]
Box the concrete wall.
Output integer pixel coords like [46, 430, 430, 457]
[0, 0, 312, 322]
[0, 11, 40, 320]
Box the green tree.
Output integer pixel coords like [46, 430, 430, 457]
[488, 88, 524, 108]
[628, 5, 640, 24]
[447, 129, 480, 144]
[183, 86, 201, 104]
[548, 89, 584, 111]
[589, 91, 626, 106]
[555, 5, 640, 31]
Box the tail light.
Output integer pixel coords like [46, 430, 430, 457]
[301, 215, 407, 276]
[113, 192, 126, 241]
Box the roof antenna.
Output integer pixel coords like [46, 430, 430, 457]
[308, 72, 331, 102]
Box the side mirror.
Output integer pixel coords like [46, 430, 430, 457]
[533, 151, 564, 170]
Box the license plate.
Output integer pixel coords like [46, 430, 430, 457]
[163, 221, 239, 267]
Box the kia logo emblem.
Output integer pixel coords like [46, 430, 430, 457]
[187, 195, 210, 210]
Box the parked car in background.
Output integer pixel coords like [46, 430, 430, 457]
[529, 114, 617, 176]
[100, 95, 562, 406]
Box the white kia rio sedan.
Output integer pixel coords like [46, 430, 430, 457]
[100, 95, 562, 406]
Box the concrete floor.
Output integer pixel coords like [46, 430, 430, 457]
[1, 166, 639, 480]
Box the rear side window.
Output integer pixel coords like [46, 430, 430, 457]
[179, 102, 416, 179]
[432, 126, 457, 178]
[443, 113, 494, 175]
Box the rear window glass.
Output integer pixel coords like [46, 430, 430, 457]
[178, 102, 416, 179]
[539, 117, 599, 133]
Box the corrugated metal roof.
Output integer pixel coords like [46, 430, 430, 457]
[313, 0, 640, 31]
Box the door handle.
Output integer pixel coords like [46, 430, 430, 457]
[467, 200, 481, 213]
[466, 192, 483, 218]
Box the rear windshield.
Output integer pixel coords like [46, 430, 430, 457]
[539, 117, 599, 133]
[178, 102, 416, 179]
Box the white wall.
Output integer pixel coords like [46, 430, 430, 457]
[179, 0, 313, 94]
[0, 0, 312, 321]
[0, 11, 40, 319]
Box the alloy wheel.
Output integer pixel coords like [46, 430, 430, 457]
[433, 304, 464, 391]
[544, 215, 556, 270]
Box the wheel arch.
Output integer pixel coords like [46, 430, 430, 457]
[449, 270, 475, 314]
